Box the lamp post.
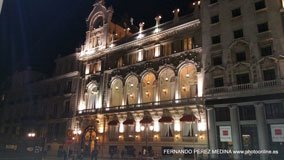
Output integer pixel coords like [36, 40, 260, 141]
[72, 126, 82, 158]
[140, 124, 154, 157]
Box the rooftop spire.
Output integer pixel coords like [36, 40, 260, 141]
[96, 0, 105, 5]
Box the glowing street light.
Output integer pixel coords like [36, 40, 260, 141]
[27, 132, 36, 138]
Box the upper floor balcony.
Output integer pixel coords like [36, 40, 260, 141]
[76, 97, 204, 116]
[205, 79, 284, 98]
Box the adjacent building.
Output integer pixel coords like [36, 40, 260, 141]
[1, 0, 284, 160]
[201, 0, 284, 159]
[0, 54, 81, 158]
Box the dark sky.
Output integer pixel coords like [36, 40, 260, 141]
[0, 0, 194, 82]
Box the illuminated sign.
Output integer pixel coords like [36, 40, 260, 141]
[219, 126, 232, 142]
[271, 124, 284, 142]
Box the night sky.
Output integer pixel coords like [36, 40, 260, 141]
[0, 0, 194, 83]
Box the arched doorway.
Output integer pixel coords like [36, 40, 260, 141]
[81, 126, 98, 159]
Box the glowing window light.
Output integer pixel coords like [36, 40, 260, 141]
[198, 121, 207, 132]
[135, 122, 141, 132]
[153, 120, 160, 132]
[174, 120, 181, 132]
[119, 122, 124, 133]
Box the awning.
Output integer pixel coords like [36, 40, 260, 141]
[108, 119, 119, 125]
[140, 117, 153, 124]
[123, 119, 135, 125]
[180, 114, 196, 122]
[158, 116, 173, 123]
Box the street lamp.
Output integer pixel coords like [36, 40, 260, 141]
[28, 132, 36, 138]
[140, 124, 154, 157]
[72, 126, 82, 158]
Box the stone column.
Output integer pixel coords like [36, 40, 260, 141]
[122, 85, 126, 106]
[207, 107, 217, 159]
[255, 102, 269, 160]
[137, 82, 142, 104]
[230, 105, 241, 160]
[197, 71, 204, 97]
[155, 81, 159, 102]
[174, 76, 180, 101]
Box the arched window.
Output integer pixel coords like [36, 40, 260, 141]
[159, 68, 175, 101]
[142, 72, 156, 103]
[110, 79, 123, 106]
[179, 64, 197, 98]
[86, 82, 98, 109]
[93, 16, 103, 29]
[125, 75, 139, 105]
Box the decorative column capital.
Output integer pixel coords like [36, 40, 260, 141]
[254, 102, 265, 108]
[229, 104, 238, 110]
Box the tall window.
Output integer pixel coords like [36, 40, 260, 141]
[142, 72, 156, 103]
[254, 0, 266, 10]
[162, 124, 174, 137]
[144, 48, 155, 60]
[236, 73, 250, 84]
[64, 101, 70, 113]
[215, 107, 230, 121]
[183, 37, 192, 50]
[163, 43, 172, 56]
[265, 103, 284, 119]
[179, 64, 197, 99]
[129, 53, 137, 65]
[232, 8, 241, 17]
[125, 76, 139, 105]
[214, 77, 224, 87]
[117, 57, 123, 67]
[263, 69, 276, 81]
[109, 126, 119, 140]
[260, 45, 272, 56]
[159, 68, 175, 101]
[257, 22, 269, 33]
[182, 122, 196, 137]
[234, 29, 243, 39]
[211, 15, 219, 24]
[65, 81, 72, 93]
[86, 82, 98, 109]
[236, 51, 246, 62]
[211, 35, 221, 44]
[111, 79, 123, 106]
[239, 105, 256, 120]
[212, 55, 222, 66]
[173, 40, 182, 53]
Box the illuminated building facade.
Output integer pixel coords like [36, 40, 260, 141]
[75, 1, 207, 159]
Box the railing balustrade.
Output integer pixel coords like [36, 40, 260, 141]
[76, 97, 203, 115]
[205, 79, 284, 96]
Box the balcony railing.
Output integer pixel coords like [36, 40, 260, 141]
[77, 97, 203, 115]
[160, 137, 174, 142]
[205, 79, 284, 97]
[182, 136, 198, 142]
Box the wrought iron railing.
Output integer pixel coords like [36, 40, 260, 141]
[76, 97, 203, 115]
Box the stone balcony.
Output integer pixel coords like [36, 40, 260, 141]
[76, 97, 204, 116]
[205, 79, 284, 98]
